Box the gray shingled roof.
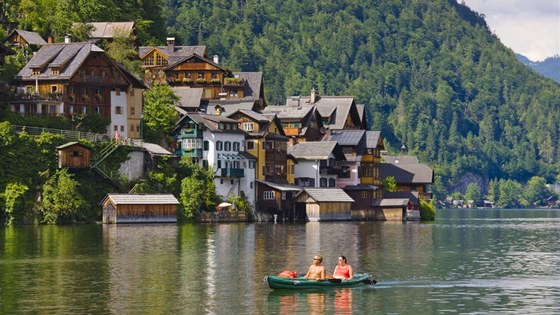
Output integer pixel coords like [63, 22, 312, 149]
[56, 141, 91, 150]
[286, 95, 356, 130]
[365, 131, 382, 149]
[105, 194, 179, 205]
[371, 198, 410, 207]
[10, 30, 47, 46]
[380, 160, 434, 184]
[16, 43, 104, 81]
[298, 188, 354, 202]
[202, 100, 257, 115]
[138, 45, 207, 60]
[322, 130, 365, 146]
[172, 87, 203, 109]
[256, 179, 302, 192]
[288, 141, 340, 160]
[233, 72, 263, 100]
[88, 22, 135, 39]
[263, 105, 314, 120]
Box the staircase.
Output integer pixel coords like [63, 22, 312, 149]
[91, 142, 122, 184]
[226, 178, 240, 198]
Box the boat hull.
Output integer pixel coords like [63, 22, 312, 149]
[266, 273, 375, 290]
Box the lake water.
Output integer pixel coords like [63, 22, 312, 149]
[2, 208, 560, 314]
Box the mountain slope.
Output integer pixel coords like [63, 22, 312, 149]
[164, 0, 560, 196]
[517, 54, 560, 83]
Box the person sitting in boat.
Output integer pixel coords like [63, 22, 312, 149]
[304, 255, 326, 280]
[333, 255, 354, 279]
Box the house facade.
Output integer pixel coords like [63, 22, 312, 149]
[8, 42, 144, 139]
[288, 141, 346, 188]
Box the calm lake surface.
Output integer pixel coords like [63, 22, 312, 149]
[2, 208, 560, 314]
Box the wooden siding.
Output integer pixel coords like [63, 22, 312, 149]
[58, 145, 91, 169]
[102, 200, 177, 223]
[305, 201, 352, 221]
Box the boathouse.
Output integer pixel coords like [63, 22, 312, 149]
[57, 142, 92, 169]
[295, 188, 354, 221]
[101, 194, 180, 223]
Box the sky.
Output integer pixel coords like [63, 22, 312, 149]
[461, 0, 560, 61]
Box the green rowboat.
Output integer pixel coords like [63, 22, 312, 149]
[266, 273, 376, 290]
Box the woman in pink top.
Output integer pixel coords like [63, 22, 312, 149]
[333, 255, 353, 279]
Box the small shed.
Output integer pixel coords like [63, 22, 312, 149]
[101, 194, 180, 224]
[57, 142, 92, 169]
[295, 188, 354, 221]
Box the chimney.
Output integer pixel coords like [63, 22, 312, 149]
[213, 55, 219, 64]
[47, 35, 53, 44]
[310, 87, 318, 104]
[166, 37, 175, 53]
[64, 35, 71, 43]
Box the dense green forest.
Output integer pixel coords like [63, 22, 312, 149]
[2, 0, 560, 199]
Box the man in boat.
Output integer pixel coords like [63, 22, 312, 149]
[333, 255, 354, 279]
[304, 255, 326, 280]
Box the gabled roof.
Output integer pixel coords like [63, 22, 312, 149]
[172, 112, 244, 134]
[16, 43, 103, 81]
[286, 95, 358, 130]
[15, 42, 141, 88]
[76, 22, 135, 39]
[172, 87, 203, 109]
[7, 29, 47, 46]
[233, 71, 264, 101]
[380, 156, 434, 184]
[296, 188, 354, 203]
[138, 45, 207, 60]
[263, 104, 314, 120]
[103, 194, 180, 205]
[365, 131, 382, 149]
[56, 141, 92, 150]
[288, 141, 345, 160]
[322, 130, 365, 146]
[255, 179, 302, 192]
[201, 99, 258, 115]
[164, 53, 228, 72]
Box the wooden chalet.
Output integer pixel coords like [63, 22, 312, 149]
[101, 194, 180, 223]
[294, 188, 354, 221]
[228, 109, 289, 183]
[5, 29, 47, 49]
[8, 41, 145, 139]
[57, 142, 92, 169]
[263, 103, 324, 144]
[286, 88, 364, 132]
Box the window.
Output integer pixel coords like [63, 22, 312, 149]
[263, 141, 274, 150]
[224, 141, 231, 151]
[217, 160, 222, 169]
[216, 141, 223, 151]
[204, 141, 209, 151]
[264, 191, 275, 200]
[182, 139, 202, 150]
[211, 72, 218, 79]
[114, 125, 118, 131]
[115, 88, 121, 96]
[233, 142, 240, 151]
[247, 140, 254, 150]
[361, 191, 368, 199]
[320, 178, 327, 187]
[329, 178, 336, 187]
[243, 122, 254, 131]
[156, 54, 165, 66]
[198, 72, 204, 78]
[72, 150, 81, 157]
[249, 161, 255, 168]
[131, 107, 135, 115]
[115, 106, 122, 114]
[281, 192, 286, 200]
[32, 68, 40, 76]
[120, 125, 124, 132]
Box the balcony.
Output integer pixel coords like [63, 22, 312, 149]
[10, 92, 64, 102]
[220, 168, 244, 178]
[320, 165, 350, 177]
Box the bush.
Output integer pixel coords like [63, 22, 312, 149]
[420, 199, 436, 221]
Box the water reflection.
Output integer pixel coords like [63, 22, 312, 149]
[3, 209, 560, 313]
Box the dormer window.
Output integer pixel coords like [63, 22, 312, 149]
[32, 68, 40, 76]
[51, 68, 59, 76]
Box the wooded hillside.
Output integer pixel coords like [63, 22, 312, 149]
[2, 0, 560, 196]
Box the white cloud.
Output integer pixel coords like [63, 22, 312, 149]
[461, 0, 560, 61]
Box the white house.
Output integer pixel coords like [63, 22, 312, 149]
[288, 141, 346, 188]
